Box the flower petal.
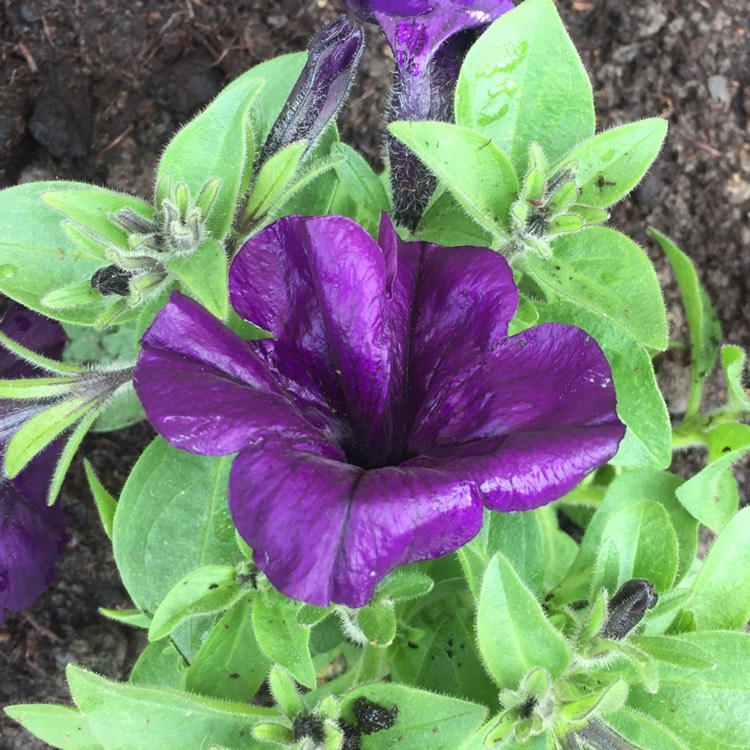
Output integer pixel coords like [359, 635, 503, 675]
[0, 446, 67, 625]
[135, 292, 328, 456]
[408, 323, 625, 510]
[399, 233, 519, 426]
[229, 438, 482, 607]
[371, 1, 514, 76]
[230, 216, 400, 464]
[0, 302, 66, 378]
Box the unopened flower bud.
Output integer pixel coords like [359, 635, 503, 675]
[601, 579, 658, 640]
[260, 17, 364, 165]
[91, 265, 132, 297]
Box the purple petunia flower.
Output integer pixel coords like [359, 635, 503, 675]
[0, 304, 68, 626]
[341, 0, 514, 229]
[135, 214, 624, 607]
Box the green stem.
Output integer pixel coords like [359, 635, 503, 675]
[356, 643, 382, 684]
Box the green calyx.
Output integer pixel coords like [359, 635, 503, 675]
[510, 143, 609, 259]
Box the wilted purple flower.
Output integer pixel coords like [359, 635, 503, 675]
[135, 214, 624, 607]
[342, 0, 514, 229]
[0, 304, 67, 626]
[601, 579, 658, 640]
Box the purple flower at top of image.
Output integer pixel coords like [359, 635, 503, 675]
[0, 304, 68, 626]
[134, 214, 624, 607]
[341, 0, 515, 229]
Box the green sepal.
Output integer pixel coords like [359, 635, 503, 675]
[0, 376, 78, 399]
[42, 188, 155, 248]
[0, 330, 80, 375]
[559, 680, 628, 722]
[358, 600, 398, 648]
[41, 282, 103, 310]
[268, 665, 306, 717]
[547, 214, 584, 234]
[148, 564, 243, 641]
[244, 140, 305, 221]
[46, 404, 104, 504]
[253, 722, 294, 745]
[376, 571, 434, 602]
[83, 458, 117, 541]
[4, 396, 92, 478]
[297, 603, 333, 627]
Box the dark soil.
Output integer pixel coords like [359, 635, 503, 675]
[1, 1, 748, 746]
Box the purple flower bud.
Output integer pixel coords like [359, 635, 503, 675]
[260, 16, 364, 164]
[341, 0, 514, 229]
[601, 579, 658, 640]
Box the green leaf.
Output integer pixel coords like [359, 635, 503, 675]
[524, 227, 668, 351]
[112, 438, 238, 656]
[534, 302, 671, 468]
[676, 423, 750, 532]
[330, 142, 389, 237]
[603, 708, 687, 750]
[156, 75, 264, 241]
[683, 506, 750, 630]
[252, 590, 316, 689]
[166, 238, 228, 320]
[4, 704, 101, 750]
[67, 665, 276, 750]
[721, 345, 750, 413]
[0, 182, 142, 324]
[458, 508, 544, 600]
[186, 597, 270, 702]
[129, 640, 187, 690]
[148, 565, 242, 641]
[389, 120, 517, 243]
[477, 552, 570, 689]
[456, 0, 594, 174]
[98, 608, 151, 629]
[651, 228, 722, 417]
[415, 610, 497, 708]
[358, 601, 398, 648]
[341, 684, 487, 750]
[628, 631, 750, 749]
[631, 635, 716, 670]
[555, 471, 696, 604]
[244, 140, 305, 220]
[4, 396, 92, 477]
[599, 500, 679, 593]
[557, 119, 668, 208]
[414, 190, 494, 248]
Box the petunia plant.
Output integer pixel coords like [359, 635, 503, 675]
[1, 1, 749, 749]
